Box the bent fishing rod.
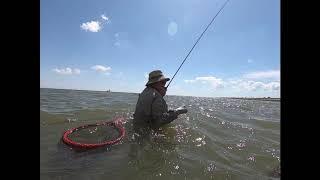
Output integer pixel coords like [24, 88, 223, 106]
[166, 0, 231, 89]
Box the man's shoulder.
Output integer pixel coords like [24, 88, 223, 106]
[141, 87, 160, 98]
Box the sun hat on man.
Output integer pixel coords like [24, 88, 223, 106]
[145, 70, 170, 86]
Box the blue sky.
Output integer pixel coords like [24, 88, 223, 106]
[40, 0, 280, 98]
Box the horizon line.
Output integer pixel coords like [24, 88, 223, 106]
[40, 87, 280, 99]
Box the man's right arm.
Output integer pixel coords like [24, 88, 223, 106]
[151, 97, 178, 128]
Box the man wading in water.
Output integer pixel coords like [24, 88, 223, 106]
[133, 70, 188, 131]
[129, 70, 188, 158]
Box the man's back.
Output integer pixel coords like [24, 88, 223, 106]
[133, 87, 167, 127]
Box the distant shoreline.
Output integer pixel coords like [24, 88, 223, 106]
[230, 97, 280, 102]
[40, 88, 280, 100]
[40, 87, 134, 94]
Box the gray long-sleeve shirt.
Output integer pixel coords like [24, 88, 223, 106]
[133, 87, 177, 129]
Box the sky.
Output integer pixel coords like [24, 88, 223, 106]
[40, 0, 280, 98]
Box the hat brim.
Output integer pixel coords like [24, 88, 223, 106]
[146, 77, 170, 86]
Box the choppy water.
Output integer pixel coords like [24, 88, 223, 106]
[40, 88, 280, 180]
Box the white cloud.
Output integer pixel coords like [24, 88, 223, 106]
[236, 80, 264, 91]
[91, 65, 111, 73]
[167, 85, 188, 96]
[168, 21, 178, 36]
[184, 76, 224, 89]
[185, 74, 280, 93]
[243, 70, 280, 80]
[230, 80, 280, 91]
[53, 68, 81, 75]
[184, 80, 196, 83]
[101, 14, 108, 21]
[80, 14, 110, 32]
[73, 68, 81, 74]
[80, 21, 101, 32]
[144, 72, 149, 79]
[264, 81, 280, 91]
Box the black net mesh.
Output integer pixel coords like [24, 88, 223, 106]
[68, 124, 121, 144]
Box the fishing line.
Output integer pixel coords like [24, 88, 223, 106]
[166, 0, 231, 88]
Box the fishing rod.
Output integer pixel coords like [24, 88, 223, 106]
[166, 0, 231, 89]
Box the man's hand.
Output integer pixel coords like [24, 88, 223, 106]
[175, 106, 188, 115]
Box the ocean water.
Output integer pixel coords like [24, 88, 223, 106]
[40, 88, 280, 180]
